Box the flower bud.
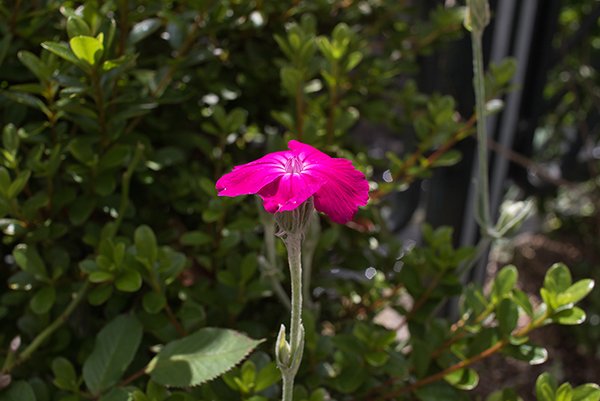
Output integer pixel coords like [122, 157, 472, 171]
[495, 200, 534, 237]
[465, 0, 490, 33]
[0, 374, 11, 390]
[10, 336, 21, 352]
[275, 324, 292, 368]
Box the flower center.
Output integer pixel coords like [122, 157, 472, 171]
[284, 156, 304, 174]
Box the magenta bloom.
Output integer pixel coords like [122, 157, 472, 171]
[216, 140, 369, 224]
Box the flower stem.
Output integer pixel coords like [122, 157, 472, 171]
[471, 22, 492, 235]
[280, 232, 305, 401]
[287, 234, 303, 358]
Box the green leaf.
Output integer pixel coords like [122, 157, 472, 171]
[68, 196, 96, 225]
[180, 231, 212, 246]
[17, 51, 51, 82]
[512, 289, 533, 317]
[147, 328, 263, 387]
[544, 263, 572, 294]
[88, 271, 114, 283]
[536, 373, 556, 401]
[52, 357, 78, 391]
[431, 150, 462, 167]
[0, 380, 36, 401]
[142, 292, 166, 314]
[496, 297, 519, 336]
[553, 307, 586, 325]
[8, 170, 31, 198]
[67, 16, 91, 38]
[0, 167, 10, 196]
[135, 225, 158, 266]
[129, 18, 162, 44]
[82, 315, 143, 395]
[87, 284, 113, 306]
[240, 253, 257, 284]
[99, 145, 131, 170]
[492, 265, 518, 301]
[573, 384, 600, 401]
[503, 343, 547, 365]
[99, 388, 133, 401]
[30, 286, 56, 314]
[444, 368, 479, 390]
[115, 270, 142, 292]
[486, 388, 523, 401]
[69, 36, 104, 65]
[556, 383, 573, 401]
[556, 279, 595, 307]
[415, 382, 462, 401]
[254, 362, 280, 392]
[13, 244, 48, 280]
[331, 362, 366, 394]
[41, 41, 80, 65]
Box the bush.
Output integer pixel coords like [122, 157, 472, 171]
[0, 1, 598, 401]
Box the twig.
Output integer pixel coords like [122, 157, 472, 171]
[4, 281, 90, 372]
[110, 143, 144, 237]
[487, 137, 574, 187]
[374, 311, 549, 401]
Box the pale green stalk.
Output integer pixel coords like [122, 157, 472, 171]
[467, 0, 492, 236]
[281, 232, 304, 401]
[274, 201, 313, 401]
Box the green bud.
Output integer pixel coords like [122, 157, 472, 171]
[275, 324, 292, 368]
[495, 200, 534, 237]
[465, 0, 491, 33]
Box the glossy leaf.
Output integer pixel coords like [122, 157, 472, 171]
[444, 368, 479, 390]
[553, 307, 586, 325]
[69, 35, 103, 65]
[13, 244, 47, 280]
[135, 225, 158, 266]
[30, 286, 56, 314]
[573, 384, 600, 401]
[52, 357, 78, 391]
[492, 265, 517, 302]
[556, 279, 595, 307]
[41, 41, 80, 65]
[82, 315, 143, 395]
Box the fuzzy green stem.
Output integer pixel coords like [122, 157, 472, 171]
[286, 233, 303, 357]
[280, 232, 305, 401]
[471, 29, 492, 235]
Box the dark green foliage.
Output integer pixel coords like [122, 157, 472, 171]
[0, 1, 597, 401]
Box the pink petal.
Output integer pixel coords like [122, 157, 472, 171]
[312, 158, 369, 224]
[288, 140, 331, 162]
[216, 151, 289, 197]
[258, 172, 324, 213]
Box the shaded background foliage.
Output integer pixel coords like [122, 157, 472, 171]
[0, 1, 599, 401]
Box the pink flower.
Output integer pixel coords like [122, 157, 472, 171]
[216, 140, 369, 224]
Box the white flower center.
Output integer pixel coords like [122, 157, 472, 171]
[284, 155, 304, 174]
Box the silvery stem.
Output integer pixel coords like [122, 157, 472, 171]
[472, 28, 492, 235]
[279, 232, 304, 401]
